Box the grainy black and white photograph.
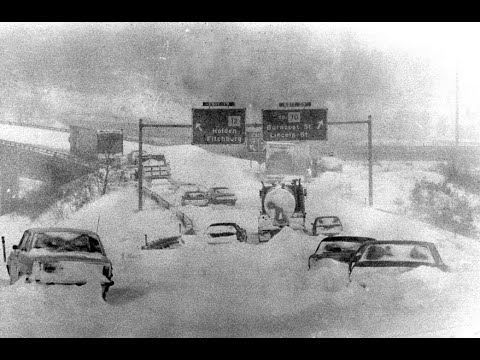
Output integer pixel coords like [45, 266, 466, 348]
[0, 22, 479, 338]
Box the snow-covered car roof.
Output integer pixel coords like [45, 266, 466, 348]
[26, 228, 100, 237]
[207, 222, 240, 228]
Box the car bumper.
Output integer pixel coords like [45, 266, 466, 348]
[34, 279, 115, 286]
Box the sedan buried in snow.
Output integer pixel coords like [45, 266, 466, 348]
[207, 187, 237, 206]
[311, 216, 343, 236]
[6, 228, 114, 300]
[308, 236, 376, 269]
[203, 223, 248, 245]
[348, 240, 449, 286]
[181, 191, 209, 207]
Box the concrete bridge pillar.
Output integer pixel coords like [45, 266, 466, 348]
[44, 164, 70, 194]
[0, 165, 20, 216]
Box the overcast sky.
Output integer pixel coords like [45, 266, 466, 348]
[0, 22, 478, 138]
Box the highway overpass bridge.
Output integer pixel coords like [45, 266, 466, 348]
[0, 138, 97, 215]
[2, 120, 480, 214]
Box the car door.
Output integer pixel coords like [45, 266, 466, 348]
[16, 232, 35, 278]
[8, 231, 30, 282]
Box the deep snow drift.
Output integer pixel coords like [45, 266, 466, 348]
[1, 139, 480, 337]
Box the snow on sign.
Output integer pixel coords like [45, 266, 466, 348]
[262, 109, 328, 141]
[192, 108, 246, 145]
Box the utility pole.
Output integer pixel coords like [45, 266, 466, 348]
[138, 119, 143, 210]
[453, 59, 459, 174]
[455, 61, 459, 147]
[368, 115, 373, 206]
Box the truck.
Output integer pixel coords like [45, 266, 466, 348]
[258, 178, 307, 242]
[128, 151, 172, 180]
[69, 126, 123, 160]
[261, 142, 311, 183]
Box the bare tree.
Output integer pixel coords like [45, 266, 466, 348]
[98, 133, 123, 195]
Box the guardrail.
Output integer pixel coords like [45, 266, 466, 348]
[0, 120, 69, 133]
[141, 186, 195, 235]
[0, 120, 164, 148]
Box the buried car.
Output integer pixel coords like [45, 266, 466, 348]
[348, 240, 449, 286]
[6, 228, 114, 300]
[207, 187, 237, 206]
[311, 216, 343, 236]
[203, 223, 248, 245]
[181, 190, 209, 207]
[308, 236, 376, 269]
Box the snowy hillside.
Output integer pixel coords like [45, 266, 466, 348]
[1, 142, 480, 337]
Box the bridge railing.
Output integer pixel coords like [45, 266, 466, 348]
[0, 120, 69, 133]
[0, 138, 97, 169]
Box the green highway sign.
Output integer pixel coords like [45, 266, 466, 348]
[262, 108, 327, 141]
[192, 108, 246, 145]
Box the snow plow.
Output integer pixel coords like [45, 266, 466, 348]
[258, 178, 307, 242]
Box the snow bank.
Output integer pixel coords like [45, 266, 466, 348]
[2, 136, 480, 337]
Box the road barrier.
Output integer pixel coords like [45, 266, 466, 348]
[141, 186, 195, 235]
[0, 120, 165, 147]
[0, 138, 97, 169]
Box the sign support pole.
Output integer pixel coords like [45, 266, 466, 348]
[327, 116, 373, 206]
[137, 120, 192, 211]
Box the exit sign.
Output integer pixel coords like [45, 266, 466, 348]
[203, 102, 235, 107]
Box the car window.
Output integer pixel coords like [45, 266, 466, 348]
[32, 232, 103, 254]
[317, 241, 362, 254]
[206, 225, 237, 234]
[17, 231, 30, 251]
[215, 188, 231, 194]
[186, 192, 205, 198]
[360, 244, 436, 263]
[24, 233, 35, 251]
[316, 217, 341, 226]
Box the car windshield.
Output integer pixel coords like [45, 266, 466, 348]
[215, 188, 231, 194]
[359, 243, 436, 264]
[32, 231, 103, 254]
[206, 225, 237, 237]
[316, 240, 363, 254]
[206, 225, 236, 234]
[316, 217, 341, 227]
[186, 192, 205, 198]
